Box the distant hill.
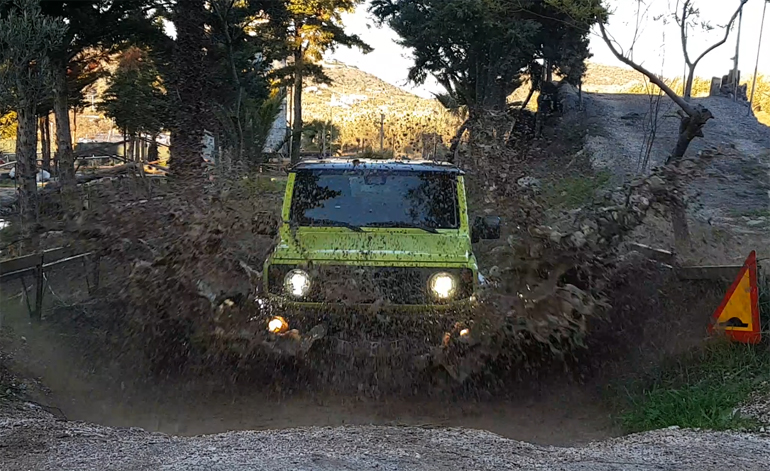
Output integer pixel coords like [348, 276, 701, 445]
[302, 61, 459, 157]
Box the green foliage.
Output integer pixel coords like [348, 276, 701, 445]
[204, 0, 293, 164]
[0, 0, 66, 106]
[619, 342, 770, 432]
[234, 174, 288, 197]
[214, 91, 286, 164]
[302, 119, 340, 153]
[273, 0, 371, 85]
[542, 171, 611, 208]
[99, 47, 168, 138]
[370, 0, 597, 113]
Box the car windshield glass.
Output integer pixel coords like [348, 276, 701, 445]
[290, 169, 460, 230]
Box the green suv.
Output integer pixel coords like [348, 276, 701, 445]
[263, 159, 500, 320]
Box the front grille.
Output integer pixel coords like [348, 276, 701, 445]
[268, 265, 473, 305]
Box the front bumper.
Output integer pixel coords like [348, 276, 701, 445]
[265, 294, 478, 312]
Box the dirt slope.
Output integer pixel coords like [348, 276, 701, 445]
[2, 414, 769, 471]
[584, 92, 770, 263]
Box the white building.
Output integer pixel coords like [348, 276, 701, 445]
[265, 94, 289, 153]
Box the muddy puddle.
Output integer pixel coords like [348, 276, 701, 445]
[0, 302, 618, 446]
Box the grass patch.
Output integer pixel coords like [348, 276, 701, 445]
[619, 341, 770, 433]
[234, 174, 287, 198]
[542, 171, 611, 208]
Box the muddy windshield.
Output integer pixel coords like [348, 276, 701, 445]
[290, 169, 460, 230]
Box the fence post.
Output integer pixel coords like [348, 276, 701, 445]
[32, 252, 44, 323]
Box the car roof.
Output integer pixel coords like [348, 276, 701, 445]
[291, 158, 464, 175]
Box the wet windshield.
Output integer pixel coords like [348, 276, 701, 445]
[290, 170, 459, 230]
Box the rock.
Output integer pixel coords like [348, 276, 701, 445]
[570, 231, 587, 248]
[517, 176, 541, 189]
[747, 219, 766, 227]
[648, 175, 666, 192]
[620, 112, 643, 120]
[549, 231, 564, 243]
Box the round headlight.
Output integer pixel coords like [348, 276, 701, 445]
[284, 269, 311, 298]
[268, 316, 289, 334]
[429, 272, 457, 300]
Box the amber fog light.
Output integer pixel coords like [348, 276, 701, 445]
[268, 316, 289, 334]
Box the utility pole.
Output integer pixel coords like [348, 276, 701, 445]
[749, 0, 768, 114]
[379, 112, 384, 151]
[732, 3, 745, 101]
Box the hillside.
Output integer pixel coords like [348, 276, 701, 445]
[303, 61, 460, 157]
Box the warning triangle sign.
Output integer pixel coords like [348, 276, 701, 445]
[708, 251, 761, 344]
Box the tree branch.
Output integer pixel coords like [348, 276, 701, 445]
[598, 21, 695, 116]
[680, 0, 692, 67]
[690, 0, 747, 68]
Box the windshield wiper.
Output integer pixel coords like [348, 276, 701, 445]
[304, 219, 364, 232]
[364, 222, 439, 233]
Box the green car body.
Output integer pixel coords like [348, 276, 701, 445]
[263, 159, 497, 310]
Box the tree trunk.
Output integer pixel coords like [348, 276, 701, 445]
[170, 0, 206, 183]
[667, 105, 714, 163]
[506, 86, 536, 144]
[127, 136, 135, 162]
[684, 67, 695, 101]
[16, 104, 39, 225]
[52, 63, 75, 189]
[448, 118, 470, 163]
[148, 133, 159, 162]
[39, 115, 49, 173]
[290, 49, 303, 165]
[41, 114, 51, 173]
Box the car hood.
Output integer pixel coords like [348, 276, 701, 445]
[270, 226, 473, 265]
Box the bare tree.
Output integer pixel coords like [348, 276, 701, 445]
[598, 21, 714, 164]
[677, 0, 748, 100]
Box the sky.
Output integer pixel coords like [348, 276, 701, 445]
[328, 0, 770, 98]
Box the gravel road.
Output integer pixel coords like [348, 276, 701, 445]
[2, 407, 770, 471]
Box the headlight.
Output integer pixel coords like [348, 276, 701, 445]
[284, 269, 311, 298]
[429, 272, 457, 300]
[268, 316, 289, 334]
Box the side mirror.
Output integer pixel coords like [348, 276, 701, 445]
[472, 216, 501, 243]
